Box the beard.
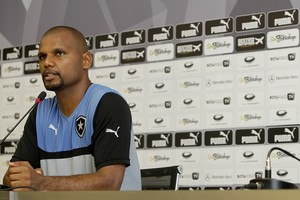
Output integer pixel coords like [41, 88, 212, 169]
[43, 74, 65, 91]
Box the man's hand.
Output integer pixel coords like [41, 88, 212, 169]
[3, 162, 125, 191]
[7, 161, 43, 191]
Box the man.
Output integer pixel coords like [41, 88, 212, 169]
[2, 26, 141, 191]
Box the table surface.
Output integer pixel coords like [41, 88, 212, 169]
[1, 190, 300, 200]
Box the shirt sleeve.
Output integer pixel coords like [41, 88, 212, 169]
[10, 106, 41, 168]
[92, 92, 132, 170]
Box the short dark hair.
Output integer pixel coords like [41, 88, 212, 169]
[41, 26, 88, 52]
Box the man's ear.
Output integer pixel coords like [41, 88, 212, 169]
[82, 51, 93, 69]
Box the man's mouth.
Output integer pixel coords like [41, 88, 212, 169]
[43, 71, 59, 81]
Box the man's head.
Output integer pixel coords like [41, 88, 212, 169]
[41, 26, 89, 53]
[38, 26, 92, 92]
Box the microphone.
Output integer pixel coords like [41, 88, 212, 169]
[245, 146, 300, 189]
[0, 91, 47, 151]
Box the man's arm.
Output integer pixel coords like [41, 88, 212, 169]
[4, 161, 125, 191]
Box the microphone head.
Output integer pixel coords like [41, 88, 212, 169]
[37, 91, 47, 102]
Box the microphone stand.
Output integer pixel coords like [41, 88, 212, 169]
[0, 91, 46, 153]
[245, 147, 300, 189]
[0, 103, 37, 153]
[0, 91, 46, 190]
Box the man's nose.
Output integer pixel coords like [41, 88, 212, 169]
[44, 55, 55, 68]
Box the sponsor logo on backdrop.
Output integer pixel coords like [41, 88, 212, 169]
[236, 171, 257, 182]
[95, 33, 118, 49]
[176, 114, 201, 129]
[147, 63, 172, 78]
[121, 29, 145, 45]
[204, 186, 232, 190]
[181, 151, 192, 159]
[266, 48, 298, 68]
[276, 169, 289, 177]
[1, 62, 23, 77]
[204, 36, 234, 55]
[177, 96, 201, 110]
[237, 52, 264, 70]
[270, 149, 297, 161]
[236, 128, 265, 144]
[0, 140, 19, 154]
[205, 73, 234, 90]
[268, 52, 296, 64]
[23, 75, 43, 89]
[3, 46, 22, 60]
[148, 154, 171, 163]
[268, 9, 298, 28]
[268, 126, 298, 143]
[267, 69, 299, 87]
[205, 112, 233, 128]
[204, 130, 233, 146]
[121, 48, 145, 64]
[132, 118, 144, 132]
[24, 44, 39, 58]
[94, 50, 119, 67]
[90, 69, 117, 82]
[147, 133, 173, 148]
[205, 57, 231, 71]
[267, 28, 299, 49]
[1, 79, 21, 90]
[175, 132, 201, 147]
[179, 171, 201, 185]
[269, 108, 296, 124]
[121, 65, 144, 81]
[205, 94, 232, 109]
[238, 110, 263, 124]
[176, 22, 202, 39]
[1, 112, 20, 120]
[180, 187, 202, 190]
[148, 26, 173, 42]
[3, 94, 19, 106]
[207, 152, 231, 161]
[206, 151, 233, 166]
[147, 43, 174, 62]
[134, 134, 144, 149]
[268, 90, 296, 105]
[122, 84, 144, 96]
[147, 98, 173, 113]
[176, 60, 202, 75]
[236, 33, 265, 51]
[128, 100, 144, 113]
[238, 72, 264, 88]
[177, 78, 201, 92]
[85, 36, 93, 50]
[237, 91, 265, 107]
[242, 151, 255, 159]
[149, 80, 173, 94]
[236, 13, 265, 32]
[25, 95, 38, 104]
[205, 17, 233, 35]
[203, 169, 234, 185]
[176, 41, 202, 58]
[24, 61, 40, 74]
[148, 116, 171, 130]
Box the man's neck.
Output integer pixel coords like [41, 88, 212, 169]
[56, 81, 92, 116]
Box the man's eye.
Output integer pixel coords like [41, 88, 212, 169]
[38, 55, 46, 60]
[56, 51, 65, 56]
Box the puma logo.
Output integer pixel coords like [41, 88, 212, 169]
[49, 124, 58, 135]
[105, 126, 120, 137]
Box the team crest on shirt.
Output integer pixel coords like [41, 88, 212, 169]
[76, 115, 86, 138]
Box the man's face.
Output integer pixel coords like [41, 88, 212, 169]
[38, 31, 85, 92]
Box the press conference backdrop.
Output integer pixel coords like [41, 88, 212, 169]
[0, 0, 300, 190]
